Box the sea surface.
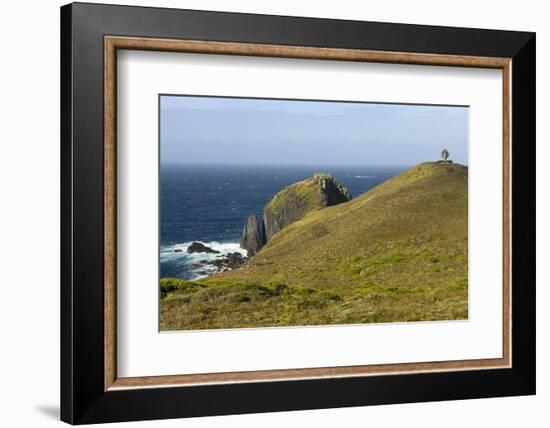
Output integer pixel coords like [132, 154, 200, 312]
[160, 164, 407, 280]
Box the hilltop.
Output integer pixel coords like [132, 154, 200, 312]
[161, 162, 468, 330]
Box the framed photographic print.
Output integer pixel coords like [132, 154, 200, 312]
[60, 2, 535, 424]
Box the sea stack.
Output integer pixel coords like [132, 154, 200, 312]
[240, 214, 266, 256]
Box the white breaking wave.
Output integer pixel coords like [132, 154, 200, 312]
[160, 241, 247, 280]
[354, 175, 376, 179]
[160, 241, 247, 259]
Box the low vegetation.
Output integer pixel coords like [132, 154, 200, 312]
[160, 162, 468, 331]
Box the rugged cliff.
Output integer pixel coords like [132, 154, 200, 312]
[239, 214, 265, 256]
[239, 173, 351, 255]
[263, 173, 352, 241]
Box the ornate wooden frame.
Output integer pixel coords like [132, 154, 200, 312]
[61, 3, 535, 424]
[104, 36, 512, 390]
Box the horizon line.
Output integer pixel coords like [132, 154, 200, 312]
[160, 161, 468, 168]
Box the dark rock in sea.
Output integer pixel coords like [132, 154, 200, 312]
[225, 252, 246, 269]
[174, 248, 183, 253]
[187, 241, 220, 254]
[263, 173, 351, 241]
[240, 214, 266, 256]
[196, 252, 247, 275]
[212, 252, 246, 270]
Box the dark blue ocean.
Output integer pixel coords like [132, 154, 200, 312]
[160, 164, 407, 279]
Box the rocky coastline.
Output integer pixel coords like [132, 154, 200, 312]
[169, 174, 352, 279]
[177, 241, 247, 276]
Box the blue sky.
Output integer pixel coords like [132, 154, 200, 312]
[160, 95, 468, 166]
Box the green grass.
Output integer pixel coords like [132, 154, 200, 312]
[160, 275, 467, 330]
[160, 162, 468, 331]
[160, 278, 206, 297]
[264, 174, 326, 215]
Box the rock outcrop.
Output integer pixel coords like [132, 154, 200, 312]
[192, 251, 247, 275]
[263, 173, 351, 241]
[240, 214, 266, 256]
[187, 242, 220, 254]
[214, 252, 246, 270]
[239, 173, 351, 257]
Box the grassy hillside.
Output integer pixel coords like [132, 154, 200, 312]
[161, 162, 468, 330]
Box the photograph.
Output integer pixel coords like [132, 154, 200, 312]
[159, 95, 469, 331]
